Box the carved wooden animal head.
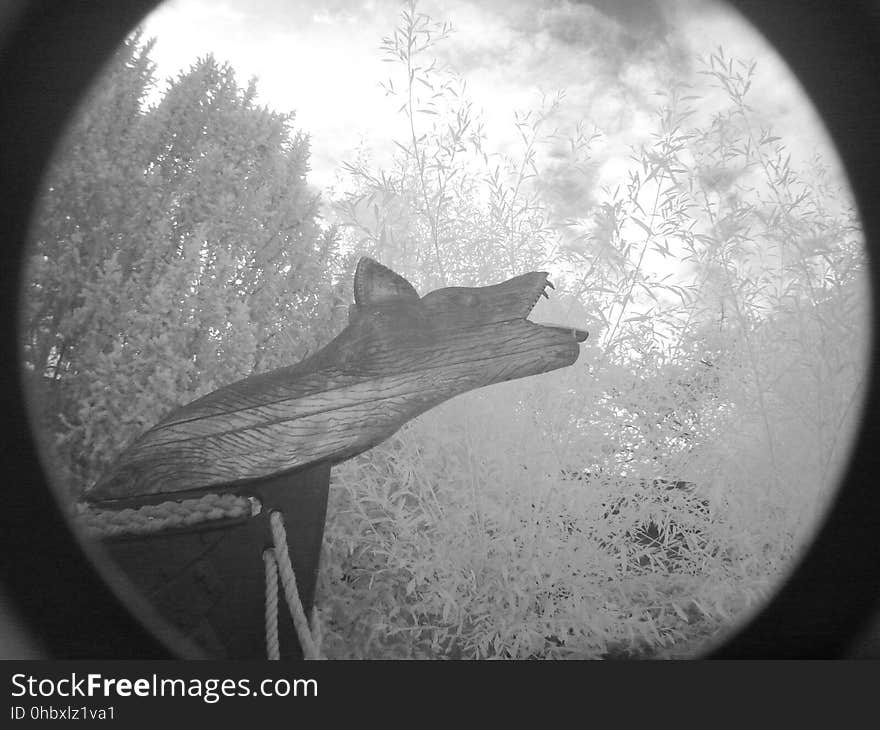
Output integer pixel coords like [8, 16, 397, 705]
[89, 258, 587, 501]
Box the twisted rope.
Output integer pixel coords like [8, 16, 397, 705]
[75, 493, 259, 539]
[263, 549, 281, 660]
[264, 510, 324, 660]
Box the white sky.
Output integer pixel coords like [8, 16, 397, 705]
[139, 0, 843, 198]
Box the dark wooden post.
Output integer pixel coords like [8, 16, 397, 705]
[99, 463, 330, 659]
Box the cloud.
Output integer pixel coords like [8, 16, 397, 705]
[140, 0, 844, 203]
[537, 156, 601, 220]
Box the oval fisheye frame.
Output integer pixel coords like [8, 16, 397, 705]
[1, 0, 877, 659]
[1, 0, 179, 658]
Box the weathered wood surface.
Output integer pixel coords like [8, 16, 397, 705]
[89, 258, 587, 501]
[98, 463, 330, 659]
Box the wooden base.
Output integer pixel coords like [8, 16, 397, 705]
[97, 462, 331, 659]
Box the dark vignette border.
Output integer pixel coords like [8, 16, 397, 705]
[0, 0, 877, 659]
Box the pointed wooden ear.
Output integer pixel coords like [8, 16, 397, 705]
[353, 257, 420, 306]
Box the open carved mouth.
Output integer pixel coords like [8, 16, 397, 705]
[527, 274, 589, 343]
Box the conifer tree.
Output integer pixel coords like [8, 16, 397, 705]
[22, 33, 339, 499]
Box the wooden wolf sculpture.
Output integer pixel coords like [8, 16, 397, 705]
[89, 257, 588, 502]
[86, 257, 587, 658]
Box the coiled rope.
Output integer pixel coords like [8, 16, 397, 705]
[76, 492, 258, 539]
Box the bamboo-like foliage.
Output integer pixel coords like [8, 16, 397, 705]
[333, 0, 583, 291]
[318, 5, 868, 658]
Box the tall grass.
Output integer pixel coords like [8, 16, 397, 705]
[317, 4, 869, 659]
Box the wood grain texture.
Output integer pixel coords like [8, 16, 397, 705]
[90, 258, 587, 500]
